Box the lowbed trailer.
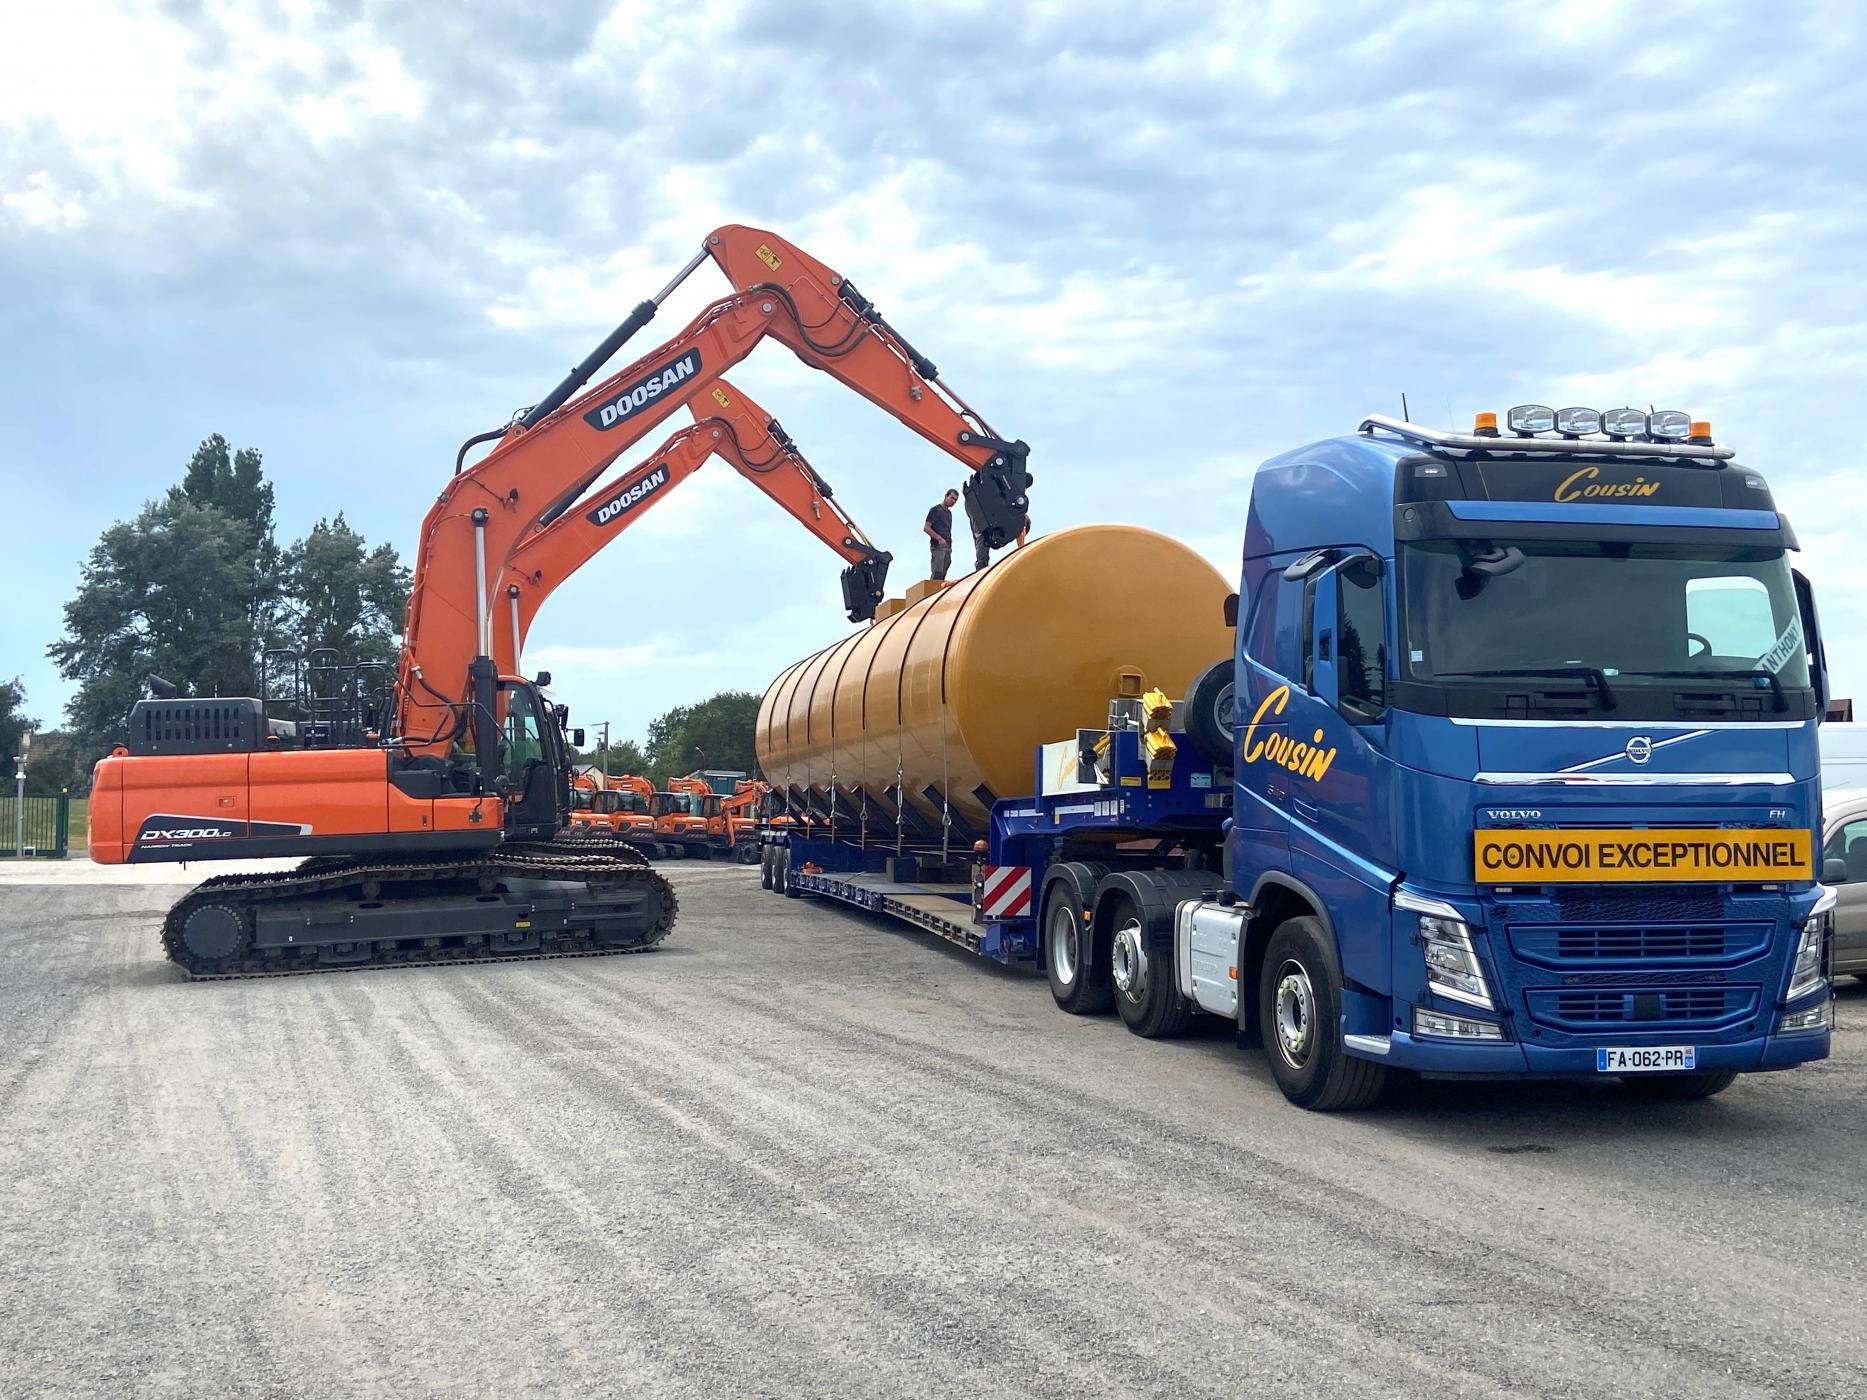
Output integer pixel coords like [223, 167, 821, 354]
[759, 409, 1840, 1111]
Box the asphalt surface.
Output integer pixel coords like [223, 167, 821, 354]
[3, 861, 1865, 1399]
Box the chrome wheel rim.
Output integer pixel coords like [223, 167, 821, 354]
[1112, 920, 1147, 997]
[1050, 902, 1079, 985]
[1273, 958, 1316, 1069]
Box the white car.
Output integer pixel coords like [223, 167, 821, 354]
[1820, 787, 1867, 980]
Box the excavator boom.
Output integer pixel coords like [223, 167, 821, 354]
[397, 225, 1030, 748]
[492, 377, 891, 676]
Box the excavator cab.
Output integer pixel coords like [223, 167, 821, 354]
[492, 679, 574, 840]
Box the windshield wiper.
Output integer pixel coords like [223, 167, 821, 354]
[1437, 667, 1618, 710]
[1614, 668, 1788, 712]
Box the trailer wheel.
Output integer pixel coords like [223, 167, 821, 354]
[760, 845, 775, 890]
[773, 846, 788, 894]
[1617, 1072, 1738, 1100]
[782, 848, 805, 898]
[1044, 883, 1113, 1014]
[1108, 893, 1192, 1039]
[1259, 916, 1387, 1110]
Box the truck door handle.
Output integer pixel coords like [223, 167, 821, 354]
[1292, 797, 1320, 822]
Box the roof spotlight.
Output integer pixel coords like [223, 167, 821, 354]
[1506, 404, 1555, 435]
[1648, 410, 1691, 440]
[1602, 407, 1649, 439]
[1554, 406, 1601, 437]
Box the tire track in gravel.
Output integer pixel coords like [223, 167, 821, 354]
[436, 971, 1080, 1398]
[460, 967, 1516, 1399]
[691, 980, 1855, 1399]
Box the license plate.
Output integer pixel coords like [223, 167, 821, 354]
[1596, 1045, 1697, 1073]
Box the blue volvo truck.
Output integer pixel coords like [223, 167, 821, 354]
[762, 406, 1837, 1109]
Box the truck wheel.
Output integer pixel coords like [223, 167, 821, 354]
[1259, 916, 1387, 1111]
[1044, 882, 1113, 1014]
[1108, 893, 1192, 1038]
[760, 846, 775, 890]
[1184, 659, 1236, 774]
[773, 846, 788, 894]
[782, 849, 805, 898]
[1618, 1072, 1738, 1100]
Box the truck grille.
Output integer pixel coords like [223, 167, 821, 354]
[1508, 921, 1772, 967]
[1524, 985, 1760, 1032]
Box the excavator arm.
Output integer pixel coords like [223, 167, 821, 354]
[491, 377, 892, 677]
[396, 225, 1029, 749]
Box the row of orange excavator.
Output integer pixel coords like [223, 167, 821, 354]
[569, 769, 769, 863]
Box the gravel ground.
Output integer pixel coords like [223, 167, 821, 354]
[3, 861, 1864, 1399]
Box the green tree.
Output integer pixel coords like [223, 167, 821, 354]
[49, 437, 409, 749]
[281, 514, 411, 667]
[0, 678, 30, 766]
[51, 494, 270, 748]
[24, 731, 86, 796]
[643, 691, 760, 784]
[603, 737, 648, 775]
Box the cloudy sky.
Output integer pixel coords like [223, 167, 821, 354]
[4, 0, 1865, 744]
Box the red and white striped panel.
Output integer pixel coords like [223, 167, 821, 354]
[981, 865, 1034, 919]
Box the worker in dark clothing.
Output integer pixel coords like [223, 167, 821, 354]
[925, 488, 958, 580]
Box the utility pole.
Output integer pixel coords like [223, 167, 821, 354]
[13, 730, 28, 858]
[598, 722, 611, 783]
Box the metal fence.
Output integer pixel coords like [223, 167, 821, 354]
[1, 794, 71, 858]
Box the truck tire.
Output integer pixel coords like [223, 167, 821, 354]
[1259, 915, 1387, 1110]
[1044, 881, 1113, 1015]
[1107, 892, 1192, 1039]
[1617, 1072, 1738, 1100]
[1184, 658, 1236, 773]
[782, 848, 804, 898]
[760, 845, 775, 890]
[773, 846, 789, 894]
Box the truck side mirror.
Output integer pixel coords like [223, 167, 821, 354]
[1223, 592, 1239, 628]
[1793, 569, 1829, 719]
[1825, 857, 1848, 884]
[570, 728, 586, 748]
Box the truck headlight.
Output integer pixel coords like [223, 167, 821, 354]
[1419, 914, 1494, 1009]
[1777, 892, 1837, 1000]
[1414, 1007, 1506, 1040]
[1785, 896, 1833, 1004]
[1396, 891, 1495, 1012]
[1778, 999, 1832, 1034]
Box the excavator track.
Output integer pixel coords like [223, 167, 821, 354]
[160, 846, 677, 979]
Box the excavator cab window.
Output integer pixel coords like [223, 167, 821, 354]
[498, 681, 562, 837]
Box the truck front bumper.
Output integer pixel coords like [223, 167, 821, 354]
[1360, 1027, 1829, 1076]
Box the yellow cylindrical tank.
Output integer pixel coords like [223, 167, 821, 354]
[755, 525, 1234, 831]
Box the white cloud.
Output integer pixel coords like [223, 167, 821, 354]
[5, 0, 1867, 737]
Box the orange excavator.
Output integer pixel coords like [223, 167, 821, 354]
[568, 773, 659, 849]
[86, 224, 1032, 977]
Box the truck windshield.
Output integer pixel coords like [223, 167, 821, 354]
[1401, 539, 1810, 690]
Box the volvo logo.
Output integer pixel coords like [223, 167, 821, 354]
[1625, 735, 1653, 765]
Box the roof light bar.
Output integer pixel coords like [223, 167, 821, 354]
[1359, 413, 1734, 460]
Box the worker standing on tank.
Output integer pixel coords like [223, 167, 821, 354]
[925, 488, 958, 580]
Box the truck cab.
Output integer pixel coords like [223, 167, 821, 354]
[1214, 408, 1833, 1104]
